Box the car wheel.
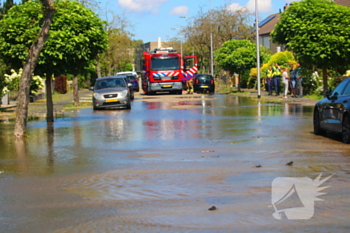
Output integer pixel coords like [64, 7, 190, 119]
[313, 108, 325, 135]
[125, 101, 131, 109]
[342, 114, 350, 143]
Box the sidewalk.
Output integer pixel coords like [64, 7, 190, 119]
[233, 88, 319, 106]
[0, 89, 92, 118]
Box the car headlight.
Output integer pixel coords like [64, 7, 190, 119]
[120, 90, 128, 97]
[93, 93, 102, 99]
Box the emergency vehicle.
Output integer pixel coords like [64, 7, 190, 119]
[141, 48, 198, 94]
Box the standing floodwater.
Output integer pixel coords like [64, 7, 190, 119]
[1, 94, 349, 233]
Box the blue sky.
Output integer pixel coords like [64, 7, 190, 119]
[98, 0, 301, 43]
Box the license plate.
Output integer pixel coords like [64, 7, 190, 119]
[201, 85, 209, 88]
[163, 84, 172, 88]
[106, 98, 118, 103]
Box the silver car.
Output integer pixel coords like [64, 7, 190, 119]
[90, 76, 132, 110]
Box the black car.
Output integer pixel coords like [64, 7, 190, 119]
[313, 77, 350, 143]
[193, 74, 215, 93]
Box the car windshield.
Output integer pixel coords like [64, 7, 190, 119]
[151, 57, 180, 71]
[196, 75, 213, 84]
[197, 75, 213, 80]
[96, 78, 126, 89]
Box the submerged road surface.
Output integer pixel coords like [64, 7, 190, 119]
[1, 94, 350, 232]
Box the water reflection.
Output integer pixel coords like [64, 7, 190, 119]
[46, 123, 55, 174]
[1, 95, 350, 232]
[14, 138, 29, 175]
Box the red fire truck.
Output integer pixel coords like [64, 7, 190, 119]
[141, 48, 198, 95]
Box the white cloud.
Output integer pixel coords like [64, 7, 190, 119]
[246, 0, 273, 13]
[226, 0, 273, 14]
[226, 3, 244, 12]
[118, 0, 167, 13]
[169, 6, 189, 15]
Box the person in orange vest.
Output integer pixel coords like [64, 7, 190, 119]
[272, 63, 282, 96]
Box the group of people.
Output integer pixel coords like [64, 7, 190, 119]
[265, 63, 303, 98]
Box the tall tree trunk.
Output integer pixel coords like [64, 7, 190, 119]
[238, 73, 241, 92]
[73, 76, 79, 106]
[14, 0, 55, 137]
[46, 73, 54, 122]
[108, 65, 112, 76]
[322, 68, 328, 96]
[96, 60, 101, 79]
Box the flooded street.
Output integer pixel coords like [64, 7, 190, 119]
[1, 94, 350, 232]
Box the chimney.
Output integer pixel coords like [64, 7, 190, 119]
[284, 4, 290, 11]
[157, 37, 161, 48]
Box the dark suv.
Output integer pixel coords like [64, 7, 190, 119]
[117, 75, 135, 100]
[193, 74, 215, 93]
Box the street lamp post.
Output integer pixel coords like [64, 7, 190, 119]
[255, 0, 261, 98]
[209, 0, 214, 77]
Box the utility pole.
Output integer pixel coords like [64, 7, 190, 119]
[209, 0, 214, 77]
[255, 0, 261, 98]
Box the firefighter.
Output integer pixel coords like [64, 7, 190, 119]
[186, 78, 194, 94]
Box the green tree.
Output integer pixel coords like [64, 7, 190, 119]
[0, 0, 107, 123]
[271, 0, 350, 93]
[182, 6, 254, 74]
[97, 12, 135, 77]
[215, 40, 267, 91]
[0, 0, 15, 19]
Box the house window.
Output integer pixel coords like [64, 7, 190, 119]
[263, 37, 270, 48]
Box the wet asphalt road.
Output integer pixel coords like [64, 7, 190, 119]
[1, 93, 350, 232]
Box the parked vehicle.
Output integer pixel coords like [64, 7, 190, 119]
[313, 77, 350, 143]
[89, 76, 132, 110]
[116, 74, 135, 100]
[116, 71, 138, 77]
[127, 75, 140, 92]
[193, 74, 215, 93]
[117, 73, 139, 92]
[141, 47, 198, 95]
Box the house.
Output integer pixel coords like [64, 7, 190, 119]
[259, 0, 350, 53]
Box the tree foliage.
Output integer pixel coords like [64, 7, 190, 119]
[215, 40, 270, 91]
[271, 0, 350, 91]
[97, 12, 136, 76]
[0, 0, 15, 19]
[215, 40, 270, 73]
[0, 0, 108, 76]
[182, 6, 254, 74]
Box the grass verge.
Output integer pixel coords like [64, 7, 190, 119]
[64, 102, 92, 108]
